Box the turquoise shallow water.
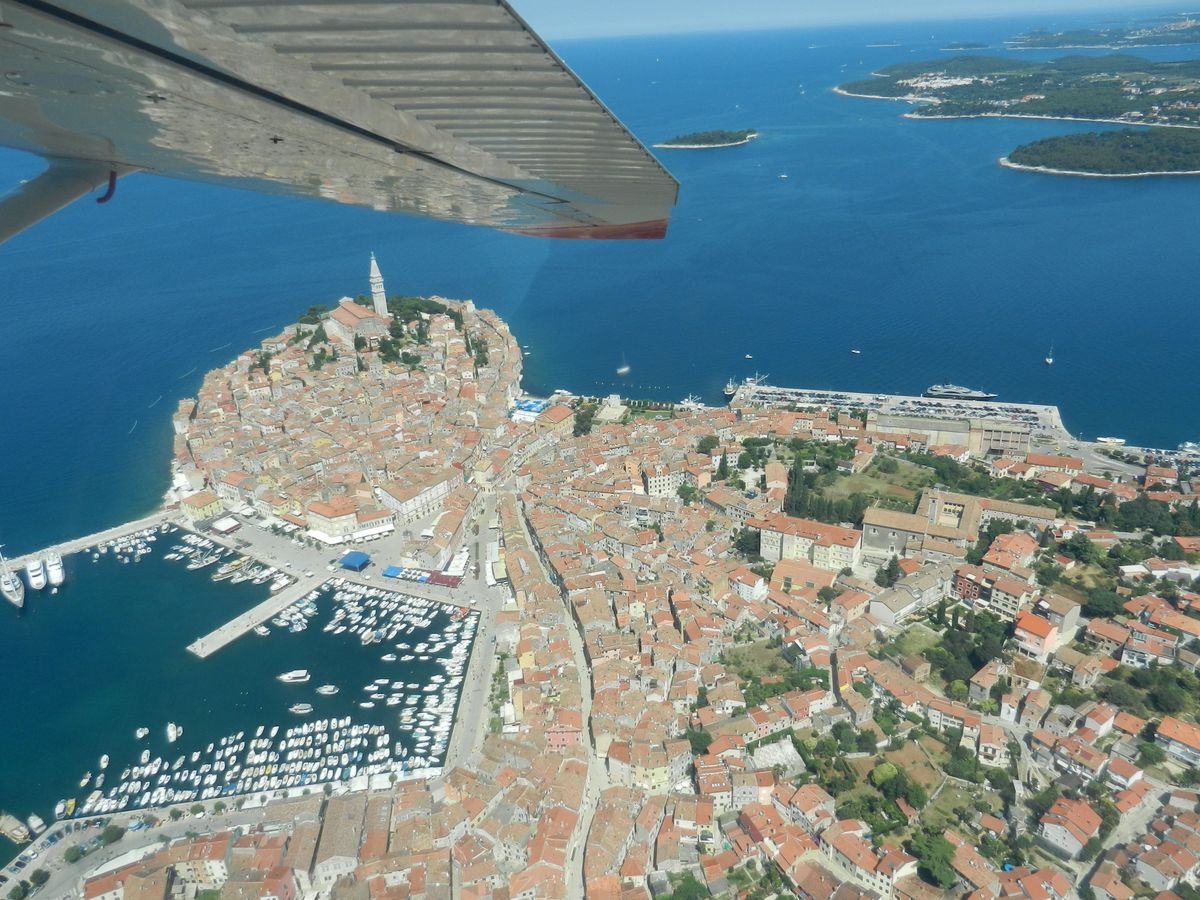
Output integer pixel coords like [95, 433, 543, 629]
[0, 534, 474, 862]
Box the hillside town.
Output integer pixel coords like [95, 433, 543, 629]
[44, 278, 1200, 900]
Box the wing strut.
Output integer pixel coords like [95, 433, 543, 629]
[0, 158, 133, 243]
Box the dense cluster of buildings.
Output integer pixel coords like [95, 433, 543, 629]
[71, 292, 1200, 898]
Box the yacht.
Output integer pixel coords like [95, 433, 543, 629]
[0, 547, 24, 608]
[99, 754, 109, 770]
[316, 685, 339, 696]
[289, 703, 314, 715]
[79, 771, 91, 788]
[850, 348, 862, 355]
[923, 383, 997, 401]
[26, 814, 45, 835]
[277, 670, 311, 684]
[25, 558, 46, 590]
[135, 727, 149, 740]
[254, 625, 270, 636]
[1044, 342, 1054, 366]
[167, 722, 182, 743]
[45, 552, 65, 587]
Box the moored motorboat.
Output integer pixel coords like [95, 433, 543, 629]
[45, 552, 65, 587]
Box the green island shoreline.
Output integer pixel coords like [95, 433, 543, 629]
[654, 128, 759, 149]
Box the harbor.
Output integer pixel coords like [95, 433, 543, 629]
[0, 530, 484, 860]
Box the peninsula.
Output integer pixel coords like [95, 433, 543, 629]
[654, 128, 758, 149]
[8, 259, 1200, 900]
[838, 54, 1200, 175]
[1009, 17, 1200, 50]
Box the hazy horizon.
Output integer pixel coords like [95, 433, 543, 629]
[511, 1, 1177, 40]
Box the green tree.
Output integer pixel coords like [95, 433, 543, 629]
[875, 555, 902, 588]
[63, 845, 83, 864]
[717, 452, 730, 480]
[907, 831, 957, 888]
[100, 824, 125, 845]
[28, 871, 48, 888]
[669, 871, 711, 900]
[732, 527, 760, 557]
[677, 483, 698, 504]
[697, 435, 719, 455]
[8, 885, 25, 900]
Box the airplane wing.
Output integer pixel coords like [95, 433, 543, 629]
[0, 0, 678, 242]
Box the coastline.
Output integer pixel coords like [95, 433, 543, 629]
[998, 156, 1200, 179]
[901, 109, 1200, 131]
[653, 133, 758, 150]
[833, 86, 936, 104]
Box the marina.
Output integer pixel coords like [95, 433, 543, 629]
[0, 533, 478, 857]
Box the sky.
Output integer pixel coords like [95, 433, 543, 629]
[512, 0, 1173, 39]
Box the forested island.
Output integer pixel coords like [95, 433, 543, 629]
[1005, 128, 1200, 176]
[654, 129, 758, 149]
[837, 54, 1200, 174]
[1010, 18, 1200, 49]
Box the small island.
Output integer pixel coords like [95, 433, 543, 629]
[1004, 128, 1200, 177]
[837, 54, 1200, 175]
[654, 129, 758, 149]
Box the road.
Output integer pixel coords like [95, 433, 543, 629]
[506, 495, 601, 899]
[5, 801, 286, 900]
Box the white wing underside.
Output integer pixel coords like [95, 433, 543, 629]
[0, 0, 678, 240]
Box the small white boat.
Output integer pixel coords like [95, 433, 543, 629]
[277, 670, 310, 684]
[254, 625, 270, 637]
[135, 727, 149, 740]
[79, 771, 91, 788]
[316, 685, 339, 696]
[99, 754, 109, 770]
[167, 722, 182, 743]
[744, 353, 753, 359]
[850, 349, 862, 355]
[289, 703, 313, 715]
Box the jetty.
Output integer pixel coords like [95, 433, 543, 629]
[186, 578, 322, 658]
[5, 509, 176, 570]
[187, 570, 473, 659]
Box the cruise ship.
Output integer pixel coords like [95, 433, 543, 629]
[25, 558, 46, 590]
[923, 383, 998, 401]
[0, 548, 24, 608]
[45, 552, 64, 587]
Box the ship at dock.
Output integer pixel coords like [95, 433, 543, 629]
[923, 383, 998, 401]
[0, 547, 24, 608]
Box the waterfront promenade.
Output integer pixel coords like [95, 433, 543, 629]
[732, 382, 1070, 435]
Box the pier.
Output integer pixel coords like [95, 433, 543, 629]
[4, 509, 176, 570]
[186, 579, 321, 658]
[187, 567, 475, 659]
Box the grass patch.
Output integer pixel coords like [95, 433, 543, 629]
[723, 641, 792, 680]
[888, 623, 942, 659]
[884, 743, 941, 790]
[823, 459, 933, 503]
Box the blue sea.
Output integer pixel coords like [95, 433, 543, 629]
[2, 19, 1198, 553]
[0, 537, 473, 861]
[0, 8, 1197, 864]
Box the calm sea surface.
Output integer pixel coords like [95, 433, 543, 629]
[0, 13, 1196, 846]
[0, 538, 472, 860]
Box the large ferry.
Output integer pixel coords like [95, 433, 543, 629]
[25, 557, 46, 590]
[45, 552, 64, 587]
[0, 548, 24, 608]
[923, 383, 998, 401]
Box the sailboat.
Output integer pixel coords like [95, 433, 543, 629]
[1044, 342, 1054, 366]
[616, 354, 630, 376]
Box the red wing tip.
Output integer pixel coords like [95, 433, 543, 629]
[506, 218, 669, 240]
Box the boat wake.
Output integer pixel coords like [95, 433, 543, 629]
[209, 342, 232, 353]
[128, 420, 138, 435]
[148, 395, 162, 409]
[178, 366, 196, 380]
